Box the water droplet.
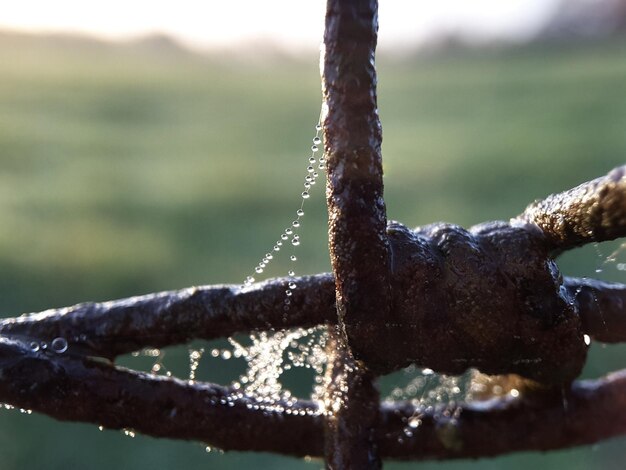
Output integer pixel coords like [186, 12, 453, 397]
[285, 290, 293, 297]
[29, 342, 40, 352]
[265, 253, 273, 260]
[292, 221, 300, 228]
[309, 157, 316, 164]
[285, 228, 293, 235]
[302, 191, 310, 199]
[289, 282, 297, 289]
[313, 137, 321, 145]
[288, 270, 295, 276]
[245, 276, 255, 284]
[98, 425, 104, 431]
[290, 255, 297, 262]
[259, 262, 266, 268]
[408, 417, 421, 428]
[255, 267, 264, 274]
[305, 175, 313, 183]
[584, 334, 591, 346]
[273, 245, 281, 252]
[313, 171, 319, 178]
[291, 238, 300, 246]
[307, 166, 315, 173]
[297, 209, 304, 217]
[222, 350, 232, 360]
[316, 124, 322, 131]
[304, 183, 311, 189]
[276, 241, 283, 246]
[319, 163, 325, 170]
[311, 145, 318, 152]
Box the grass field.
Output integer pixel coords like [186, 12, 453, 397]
[0, 31, 625, 469]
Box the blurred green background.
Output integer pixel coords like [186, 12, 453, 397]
[1, 30, 626, 469]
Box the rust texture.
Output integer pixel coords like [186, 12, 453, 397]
[321, 0, 390, 467]
[565, 277, 626, 343]
[380, 220, 587, 385]
[323, 331, 382, 469]
[517, 165, 626, 253]
[0, 274, 336, 359]
[0, 0, 625, 460]
[322, 0, 392, 369]
[2, 170, 626, 387]
[1, 335, 625, 460]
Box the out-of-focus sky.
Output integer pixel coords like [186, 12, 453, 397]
[0, 0, 562, 51]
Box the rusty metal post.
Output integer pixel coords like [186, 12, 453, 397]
[321, 0, 391, 467]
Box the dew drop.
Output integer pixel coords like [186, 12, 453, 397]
[255, 267, 264, 274]
[291, 238, 300, 246]
[290, 255, 297, 262]
[316, 124, 322, 131]
[584, 334, 591, 346]
[302, 191, 310, 199]
[265, 253, 273, 260]
[408, 417, 421, 428]
[222, 350, 232, 360]
[311, 145, 319, 152]
[313, 137, 321, 145]
[307, 166, 315, 173]
[29, 342, 40, 352]
[297, 209, 304, 217]
[245, 276, 255, 284]
[285, 228, 293, 235]
[285, 290, 293, 297]
[289, 282, 297, 289]
[309, 157, 316, 164]
[304, 183, 311, 189]
[273, 245, 281, 252]
[292, 220, 300, 228]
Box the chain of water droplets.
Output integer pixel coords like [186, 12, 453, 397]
[243, 116, 326, 312]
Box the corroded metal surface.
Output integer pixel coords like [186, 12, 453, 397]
[1, 335, 625, 460]
[322, 0, 390, 467]
[0, 274, 336, 359]
[517, 165, 626, 252]
[322, 0, 392, 367]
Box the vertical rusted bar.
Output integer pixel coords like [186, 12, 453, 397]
[321, 0, 391, 468]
